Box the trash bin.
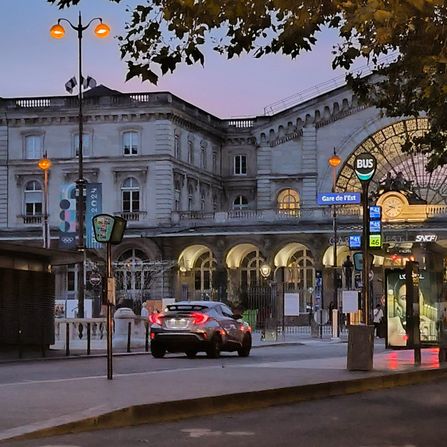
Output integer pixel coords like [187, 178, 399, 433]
[347, 325, 374, 371]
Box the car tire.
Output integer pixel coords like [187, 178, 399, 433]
[185, 350, 197, 359]
[238, 333, 252, 357]
[206, 334, 221, 358]
[151, 341, 166, 358]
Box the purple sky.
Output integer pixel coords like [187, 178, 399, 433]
[1, 0, 348, 118]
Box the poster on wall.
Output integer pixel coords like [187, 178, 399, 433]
[386, 269, 440, 348]
[284, 293, 300, 316]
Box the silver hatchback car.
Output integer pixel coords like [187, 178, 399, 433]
[149, 301, 252, 358]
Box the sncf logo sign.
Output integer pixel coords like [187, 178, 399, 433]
[354, 153, 377, 183]
[415, 234, 437, 242]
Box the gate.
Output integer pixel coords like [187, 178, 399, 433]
[244, 284, 283, 331]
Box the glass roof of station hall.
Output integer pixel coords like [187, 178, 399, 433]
[336, 118, 447, 205]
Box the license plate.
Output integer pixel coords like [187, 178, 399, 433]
[165, 318, 189, 329]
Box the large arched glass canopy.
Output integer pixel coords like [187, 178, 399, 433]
[336, 118, 447, 205]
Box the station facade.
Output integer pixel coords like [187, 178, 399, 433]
[0, 83, 446, 345]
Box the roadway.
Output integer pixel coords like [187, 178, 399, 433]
[5, 377, 447, 446]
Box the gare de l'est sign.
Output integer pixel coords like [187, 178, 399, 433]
[317, 192, 361, 205]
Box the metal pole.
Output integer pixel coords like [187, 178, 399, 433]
[76, 11, 85, 319]
[43, 168, 49, 248]
[332, 166, 337, 311]
[106, 241, 113, 380]
[362, 182, 370, 325]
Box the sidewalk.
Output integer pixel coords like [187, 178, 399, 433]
[0, 335, 446, 444]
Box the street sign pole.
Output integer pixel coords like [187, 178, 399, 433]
[106, 241, 113, 380]
[361, 181, 370, 325]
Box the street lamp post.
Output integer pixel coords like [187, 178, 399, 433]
[50, 13, 110, 318]
[37, 153, 52, 249]
[328, 149, 342, 310]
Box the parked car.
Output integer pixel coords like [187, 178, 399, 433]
[149, 301, 252, 358]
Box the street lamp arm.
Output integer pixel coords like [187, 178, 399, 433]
[56, 17, 79, 32]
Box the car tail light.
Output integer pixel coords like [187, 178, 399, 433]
[191, 312, 209, 325]
[149, 313, 163, 325]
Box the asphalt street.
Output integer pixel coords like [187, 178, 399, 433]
[6, 376, 447, 447]
[0, 342, 366, 384]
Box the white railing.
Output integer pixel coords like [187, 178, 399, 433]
[52, 317, 149, 353]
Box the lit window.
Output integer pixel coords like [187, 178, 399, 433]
[121, 177, 140, 212]
[234, 155, 247, 175]
[278, 188, 300, 215]
[24, 180, 42, 215]
[25, 135, 43, 160]
[123, 131, 139, 156]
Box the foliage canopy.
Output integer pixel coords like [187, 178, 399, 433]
[49, 0, 447, 169]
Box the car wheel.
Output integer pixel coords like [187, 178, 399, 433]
[206, 334, 221, 358]
[151, 341, 166, 358]
[185, 350, 197, 359]
[238, 333, 252, 357]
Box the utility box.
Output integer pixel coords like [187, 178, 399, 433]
[347, 325, 374, 371]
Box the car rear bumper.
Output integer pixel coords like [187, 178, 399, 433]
[151, 331, 210, 352]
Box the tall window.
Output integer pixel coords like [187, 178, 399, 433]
[212, 151, 218, 173]
[115, 249, 150, 301]
[121, 177, 140, 212]
[233, 195, 248, 210]
[123, 131, 139, 156]
[188, 184, 194, 211]
[174, 134, 181, 159]
[24, 135, 42, 159]
[212, 194, 218, 211]
[277, 188, 300, 215]
[200, 147, 207, 169]
[240, 250, 265, 287]
[285, 248, 315, 291]
[174, 181, 181, 211]
[74, 133, 91, 157]
[193, 251, 216, 295]
[24, 180, 42, 215]
[234, 155, 247, 175]
[187, 140, 194, 164]
[200, 191, 206, 211]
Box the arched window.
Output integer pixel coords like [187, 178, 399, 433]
[123, 131, 139, 156]
[277, 188, 300, 216]
[121, 177, 140, 212]
[240, 249, 265, 287]
[285, 248, 315, 291]
[193, 250, 216, 297]
[233, 195, 248, 210]
[115, 249, 150, 301]
[24, 180, 42, 216]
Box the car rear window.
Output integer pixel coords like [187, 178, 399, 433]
[166, 304, 209, 312]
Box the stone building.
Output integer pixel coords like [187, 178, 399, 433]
[1, 82, 447, 342]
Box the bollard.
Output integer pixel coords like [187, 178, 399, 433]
[332, 309, 340, 339]
[87, 323, 91, 355]
[18, 329, 23, 359]
[145, 322, 149, 352]
[65, 322, 70, 357]
[127, 321, 132, 353]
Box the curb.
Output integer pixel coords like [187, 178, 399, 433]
[2, 366, 446, 443]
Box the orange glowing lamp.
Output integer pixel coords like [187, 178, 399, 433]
[94, 22, 110, 38]
[38, 157, 52, 171]
[50, 23, 65, 39]
[328, 153, 342, 168]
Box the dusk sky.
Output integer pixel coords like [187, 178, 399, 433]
[1, 0, 349, 118]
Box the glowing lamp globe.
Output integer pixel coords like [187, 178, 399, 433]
[38, 158, 52, 171]
[328, 153, 341, 168]
[94, 22, 110, 38]
[50, 23, 65, 39]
